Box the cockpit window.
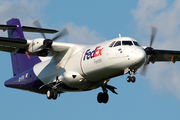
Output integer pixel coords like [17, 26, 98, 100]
[133, 41, 140, 46]
[114, 41, 121, 47]
[122, 41, 133, 46]
[109, 41, 116, 47]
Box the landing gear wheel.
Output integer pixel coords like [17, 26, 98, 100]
[52, 89, 58, 100]
[127, 76, 131, 83]
[102, 93, 109, 104]
[97, 92, 104, 103]
[97, 92, 109, 104]
[47, 89, 53, 99]
[131, 76, 136, 83]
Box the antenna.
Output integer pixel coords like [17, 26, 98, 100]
[119, 34, 121, 37]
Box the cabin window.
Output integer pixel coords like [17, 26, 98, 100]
[122, 41, 133, 46]
[133, 41, 140, 46]
[109, 41, 116, 47]
[114, 41, 121, 47]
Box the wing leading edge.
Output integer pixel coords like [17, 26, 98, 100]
[0, 37, 27, 54]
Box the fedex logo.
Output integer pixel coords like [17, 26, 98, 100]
[83, 46, 103, 61]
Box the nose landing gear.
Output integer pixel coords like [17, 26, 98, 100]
[126, 69, 137, 83]
[127, 76, 136, 83]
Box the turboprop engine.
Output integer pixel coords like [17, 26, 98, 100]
[28, 38, 51, 56]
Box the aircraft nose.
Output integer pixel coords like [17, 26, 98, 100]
[131, 48, 146, 68]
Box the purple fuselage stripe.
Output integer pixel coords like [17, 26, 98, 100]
[4, 68, 47, 94]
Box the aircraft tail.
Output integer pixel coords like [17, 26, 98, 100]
[6, 18, 41, 76]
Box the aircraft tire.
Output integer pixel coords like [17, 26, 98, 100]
[52, 90, 58, 100]
[97, 92, 104, 103]
[127, 76, 131, 82]
[102, 93, 109, 104]
[47, 89, 53, 99]
[131, 76, 136, 83]
[97, 92, 109, 103]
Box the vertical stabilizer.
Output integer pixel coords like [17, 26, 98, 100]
[6, 18, 41, 76]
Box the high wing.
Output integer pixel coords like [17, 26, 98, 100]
[0, 24, 73, 57]
[150, 49, 180, 63]
[142, 25, 180, 64]
[0, 37, 27, 54]
[0, 37, 74, 57]
[0, 24, 59, 54]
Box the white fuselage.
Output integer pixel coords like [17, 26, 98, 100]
[33, 37, 146, 92]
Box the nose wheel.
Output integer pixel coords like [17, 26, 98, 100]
[127, 76, 136, 83]
[126, 69, 137, 83]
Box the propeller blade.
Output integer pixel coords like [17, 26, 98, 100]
[144, 55, 150, 65]
[141, 55, 150, 76]
[140, 64, 148, 76]
[150, 25, 158, 47]
[32, 18, 46, 39]
[141, 26, 158, 76]
[25, 51, 31, 59]
[51, 27, 70, 41]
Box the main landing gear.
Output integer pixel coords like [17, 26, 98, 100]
[97, 86, 109, 103]
[126, 69, 137, 83]
[97, 85, 118, 104]
[46, 76, 62, 100]
[47, 89, 59, 100]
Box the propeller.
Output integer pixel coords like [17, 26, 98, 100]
[32, 19, 70, 67]
[141, 25, 158, 76]
[32, 19, 69, 49]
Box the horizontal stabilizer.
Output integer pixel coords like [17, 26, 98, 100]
[21, 26, 59, 33]
[0, 25, 17, 31]
[0, 24, 59, 34]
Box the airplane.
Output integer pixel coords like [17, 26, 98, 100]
[1, 18, 180, 104]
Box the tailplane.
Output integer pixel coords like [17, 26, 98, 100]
[6, 18, 41, 76]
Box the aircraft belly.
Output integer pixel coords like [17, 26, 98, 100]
[4, 67, 48, 94]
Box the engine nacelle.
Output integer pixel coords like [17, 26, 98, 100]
[28, 38, 49, 56]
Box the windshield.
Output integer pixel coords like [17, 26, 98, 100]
[122, 41, 133, 46]
[114, 41, 121, 47]
[109, 41, 116, 47]
[133, 41, 140, 46]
